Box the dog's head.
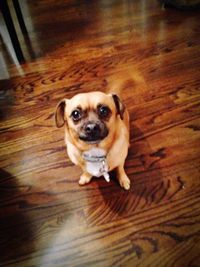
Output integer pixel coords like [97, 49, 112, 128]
[55, 92, 125, 150]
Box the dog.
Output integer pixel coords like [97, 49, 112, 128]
[55, 91, 130, 190]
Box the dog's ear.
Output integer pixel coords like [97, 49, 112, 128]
[112, 94, 125, 120]
[55, 99, 66, 128]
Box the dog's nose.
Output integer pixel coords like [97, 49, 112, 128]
[85, 123, 100, 135]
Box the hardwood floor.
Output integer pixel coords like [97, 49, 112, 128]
[0, 0, 200, 266]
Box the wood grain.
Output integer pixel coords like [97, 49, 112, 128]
[0, 0, 200, 266]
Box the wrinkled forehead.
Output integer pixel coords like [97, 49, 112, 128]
[66, 92, 115, 112]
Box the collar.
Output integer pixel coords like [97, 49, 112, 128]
[82, 153, 106, 163]
[82, 148, 107, 162]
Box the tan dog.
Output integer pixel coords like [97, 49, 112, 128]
[55, 91, 130, 190]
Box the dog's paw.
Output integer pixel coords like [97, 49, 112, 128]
[119, 175, 131, 190]
[79, 173, 92, 185]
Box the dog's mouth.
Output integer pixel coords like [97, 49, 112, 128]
[79, 135, 106, 144]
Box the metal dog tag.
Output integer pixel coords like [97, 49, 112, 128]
[82, 148, 110, 182]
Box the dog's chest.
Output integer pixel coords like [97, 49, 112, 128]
[82, 148, 110, 182]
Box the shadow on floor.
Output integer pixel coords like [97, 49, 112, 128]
[0, 169, 35, 265]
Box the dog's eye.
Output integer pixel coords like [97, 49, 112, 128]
[71, 109, 82, 121]
[98, 105, 110, 118]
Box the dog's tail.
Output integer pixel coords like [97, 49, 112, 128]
[105, 67, 146, 101]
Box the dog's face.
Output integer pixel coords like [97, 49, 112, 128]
[55, 92, 125, 150]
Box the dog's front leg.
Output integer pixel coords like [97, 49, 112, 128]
[79, 172, 93, 185]
[117, 165, 130, 190]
